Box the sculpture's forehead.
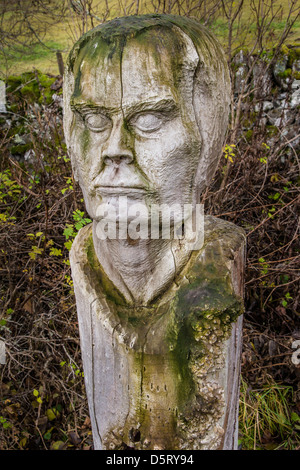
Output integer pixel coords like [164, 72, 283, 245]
[71, 32, 183, 111]
[72, 39, 123, 109]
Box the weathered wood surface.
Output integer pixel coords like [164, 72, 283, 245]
[70, 216, 245, 450]
[64, 14, 245, 450]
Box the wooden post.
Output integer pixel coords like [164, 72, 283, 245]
[63, 14, 244, 451]
[70, 217, 245, 450]
[56, 51, 64, 76]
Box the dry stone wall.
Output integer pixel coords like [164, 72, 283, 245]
[233, 47, 300, 152]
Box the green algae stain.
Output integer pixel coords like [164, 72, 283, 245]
[67, 13, 225, 74]
[85, 233, 127, 306]
[167, 250, 244, 411]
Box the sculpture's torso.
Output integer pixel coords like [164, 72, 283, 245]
[70, 216, 245, 450]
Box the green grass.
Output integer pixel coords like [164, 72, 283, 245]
[239, 377, 300, 450]
[0, 0, 299, 76]
[1, 41, 62, 64]
[210, 15, 300, 54]
[0, 40, 69, 76]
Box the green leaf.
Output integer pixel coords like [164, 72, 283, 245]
[46, 408, 58, 421]
[43, 430, 52, 440]
[75, 222, 83, 231]
[64, 240, 73, 251]
[49, 247, 62, 257]
[19, 437, 27, 448]
[33, 389, 39, 397]
[73, 210, 84, 221]
[29, 245, 43, 260]
[63, 224, 75, 240]
[291, 412, 300, 423]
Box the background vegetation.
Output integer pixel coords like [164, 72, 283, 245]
[0, 0, 299, 451]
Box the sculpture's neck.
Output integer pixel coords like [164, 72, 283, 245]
[92, 222, 191, 305]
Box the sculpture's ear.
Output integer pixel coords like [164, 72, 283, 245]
[191, 34, 231, 201]
[165, 23, 230, 204]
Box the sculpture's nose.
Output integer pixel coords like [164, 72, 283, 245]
[103, 118, 133, 165]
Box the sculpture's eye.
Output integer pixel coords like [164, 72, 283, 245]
[84, 113, 111, 132]
[131, 113, 163, 133]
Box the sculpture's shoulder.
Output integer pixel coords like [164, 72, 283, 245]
[69, 224, 94, 290]
[203, 215, 246, 256]
[69, 223, 93, 266]
[177, 216, 246, 299]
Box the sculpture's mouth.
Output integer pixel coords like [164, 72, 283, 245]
[95, 186, 147, 196]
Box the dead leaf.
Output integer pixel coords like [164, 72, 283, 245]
[82, 417, 91, 429]
[51, 440, 66, 450]
[24, 299, 33, 313]
[69, 431, 81, 446]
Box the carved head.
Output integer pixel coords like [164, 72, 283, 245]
[63, 14, 230, 222]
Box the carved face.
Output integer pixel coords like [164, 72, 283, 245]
[68, 30, 202, 221]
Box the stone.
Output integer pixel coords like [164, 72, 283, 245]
[281, 128, 300, 149]
[63, 14, 245, 451]
[267, 108, 295, 127]
[291, 79, 300, 90]
[24, 148, 36, 163]
[253, 61, 272, 98]
[255, 101, 273, 112]
[235, 64, 248, 94]
[233, 49, 248, 66]
[291, 88, 300, 108]
[278, 92, 288, 100]
[52, 93, 63, 108]
[293, 59, 300, 73]
[273, 55, 292, 90]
